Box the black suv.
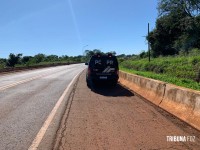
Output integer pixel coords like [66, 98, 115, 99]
[85, 53, 119, 86]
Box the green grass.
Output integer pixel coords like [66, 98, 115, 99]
[120, 56, 200, 91]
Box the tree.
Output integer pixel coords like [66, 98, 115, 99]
[148, 0, 200, 57]
[148, 13, 182, 56]
[33, 53, 46, 63]
[6, 53, 22, 67]
[60, 55, 69, 61]
[158, 0, 200, 17]
[21, 56, 32, 64]
[139, 51, 148, 58]
[0, 58, 6, 64]
[84, 50, 94, 57]
[84, 49, 104, 61]
[107, 51, 117, 55]
[0, 58, 6, 68]
[46, 55, 59, 62]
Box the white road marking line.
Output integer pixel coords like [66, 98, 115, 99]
[0, 74, 49, 91]
[0, 67, 72, 91]
[0, 67, 55, 78]
[28, 72, 81, 150]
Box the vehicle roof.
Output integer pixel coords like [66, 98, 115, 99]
[90, 54, 117, 58]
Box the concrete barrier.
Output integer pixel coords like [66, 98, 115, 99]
[119, 70, 200, 131]
[160, 84, 200, 130]
[119, 71, 166, 105]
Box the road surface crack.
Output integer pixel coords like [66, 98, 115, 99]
[53, 75, 80, 150]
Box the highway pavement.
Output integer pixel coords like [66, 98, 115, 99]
[54, 70, 200, 150]
[0, 64, 85, 150]
[1, 64, 200, 150]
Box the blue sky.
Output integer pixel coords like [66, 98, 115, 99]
[0, 0, 157, 58]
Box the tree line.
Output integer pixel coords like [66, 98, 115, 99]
[148, 0, 200, 57]
[0, 53, 84, 68]
[0, 49, 122, 68]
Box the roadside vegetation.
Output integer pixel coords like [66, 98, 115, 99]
[119, 50, 200, 90]
[148, 0, 200, 57]
[0, 53, 85, 69]
[0, 49, 116, 69]
[119, 0, 200, 91]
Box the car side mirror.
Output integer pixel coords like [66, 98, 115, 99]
[85, 62, 88, 65]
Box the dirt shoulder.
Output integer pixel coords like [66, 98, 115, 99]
[54, 70, 200, 150]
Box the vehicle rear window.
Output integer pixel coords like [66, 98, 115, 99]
[89, 56, 118, 68]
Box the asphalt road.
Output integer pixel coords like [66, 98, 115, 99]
[0, 64, 85, 150]
[54, 70, 200, 150]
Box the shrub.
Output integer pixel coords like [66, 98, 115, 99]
[120, 55, 200, 82]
